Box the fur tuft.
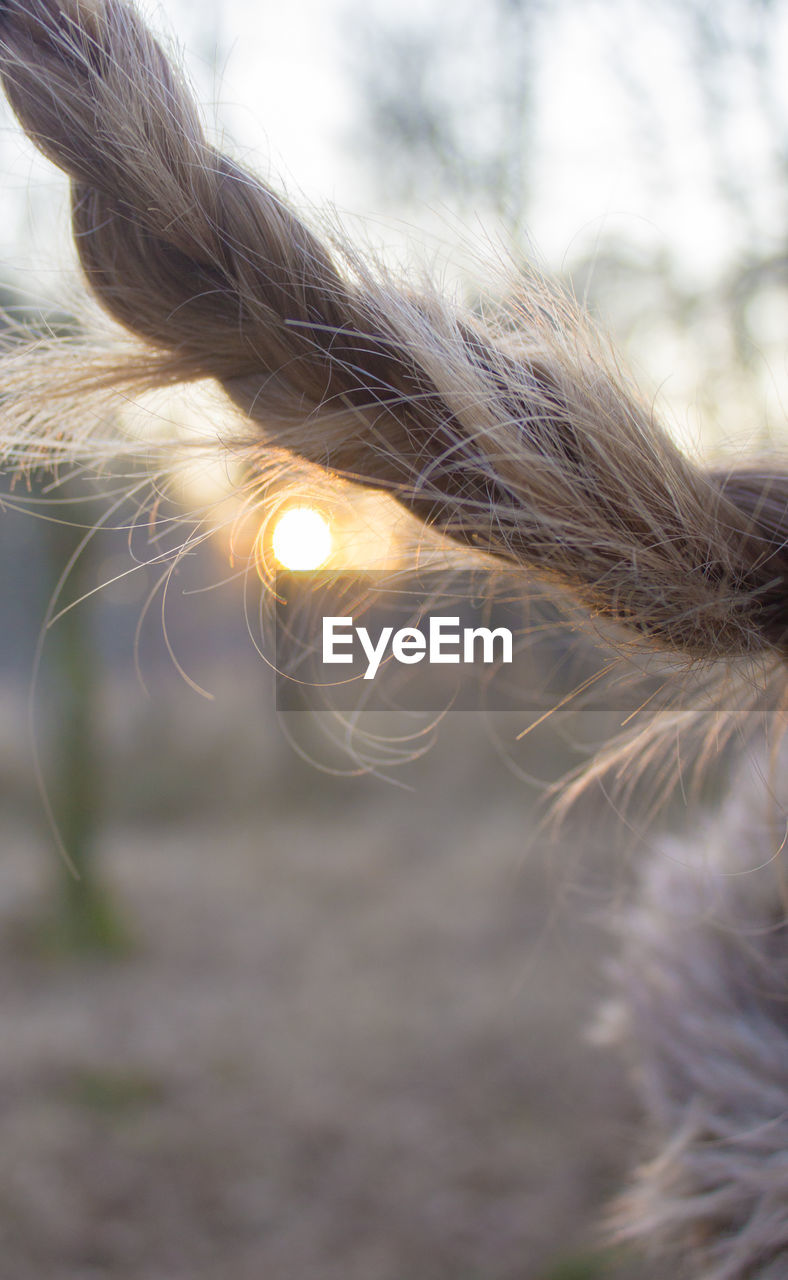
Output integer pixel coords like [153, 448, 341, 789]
[611, 749, 788, 1278]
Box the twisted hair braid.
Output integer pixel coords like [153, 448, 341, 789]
[2, 0, 788, 662]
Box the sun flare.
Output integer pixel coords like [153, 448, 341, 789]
[272, 506, 332, 570]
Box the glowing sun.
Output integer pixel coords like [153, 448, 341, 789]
[272, 506, 332, 570]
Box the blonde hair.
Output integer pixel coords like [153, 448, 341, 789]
[1, 2, 787, 1275]
[2, 0, 788, 663]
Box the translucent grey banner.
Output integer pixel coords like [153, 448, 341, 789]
[273, 569, 690, 716]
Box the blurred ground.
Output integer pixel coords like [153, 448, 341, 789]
[0, 653, 670, 1280]
[0, 490, 678, 1280]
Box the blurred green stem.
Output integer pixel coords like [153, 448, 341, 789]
[42, 496, 129, 954]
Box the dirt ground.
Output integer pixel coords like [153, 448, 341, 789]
[0, 666, 669, 1280]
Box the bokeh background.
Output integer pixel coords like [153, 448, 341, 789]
[1, 1, 786, 1276]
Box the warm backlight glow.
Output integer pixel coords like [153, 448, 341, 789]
[272, 507, 332, 570]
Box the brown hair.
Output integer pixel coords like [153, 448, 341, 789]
[2, 6, 787, 1276]
[2, 0, 788, 668]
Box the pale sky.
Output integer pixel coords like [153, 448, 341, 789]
[2, 0, 786, 284]
[1, 0, 786, 447]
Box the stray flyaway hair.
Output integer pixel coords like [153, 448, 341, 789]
[0, 2, 786, 1275]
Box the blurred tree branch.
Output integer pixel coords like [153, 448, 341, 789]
[347, 0, 788, 448]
